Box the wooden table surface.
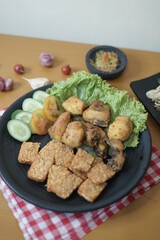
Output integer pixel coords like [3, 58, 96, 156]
[0, 34, 160, 240]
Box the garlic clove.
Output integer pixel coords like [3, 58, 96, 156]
[22, 77, 50, 89]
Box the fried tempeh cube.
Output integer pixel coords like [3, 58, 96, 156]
[48, 112, 71, 142]
[55, 142, 74, 168]
[27, 141, 56, 182]
[70, 156, 103, 180]
[62, 121, 84, 148]
[70, 148, 94, 173]
[62, 96, 86, 115]
[78, 178, 107, 202]
[18, 142, 40, 164]
[47, 165, 82, 199]
[69, 166, 87, 180]
[92, 156, 103, 167]
[87, 162, 115, 184]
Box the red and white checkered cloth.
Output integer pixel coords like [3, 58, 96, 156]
[0, 108, 160, 240]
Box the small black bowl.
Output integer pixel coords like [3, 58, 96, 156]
[85, 45, 127, 80]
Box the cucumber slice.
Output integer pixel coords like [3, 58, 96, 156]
[15, 111, 32, 125]
[32, 90, 50, 104]
[11, 109, 23, 120]
[7, 119, 31, 142]
[22, 98, 43, 113]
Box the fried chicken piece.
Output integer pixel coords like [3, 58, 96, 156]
[62, 96, 86, 115]
[107, 138, 125, 172]
[107, 138, 124, 151]
[48, 112, 71, 142]
[97, 139, 107, 157]
[47, 165, 82, 199]
[108, 151, 125, 172]
[108, 116, 133, 142]
[62, 121, 84, 148]
[82, 121, 105, 146]
[81, 121, 107, 156]
[82, 100, 110, 127]
[78, 178, 107, 202]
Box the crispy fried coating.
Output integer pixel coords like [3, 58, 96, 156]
[108, 151, 125, 172]
[62, 96, 86, 115]
[54, 142, 74, 168]
[82, 121, 106, 147]
[87, 162, 115, 184]
[48, 112, 71, 142]
[82, 100, 110, 127]
[107, 138, 124, 151]
[18, 142, 40, 164]
[62, 121, 84, 148]
[107, 138, 125, 172]
[108, 116, 133, 141]
[78, 178, 107, 202]
[97, 139, 107, 157]
[82, 121, 107, 156]
[70, 148, 94, 173]
[47, 165, 82, 199]
[27, 141, 56, 182]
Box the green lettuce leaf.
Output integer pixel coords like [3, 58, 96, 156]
[47, 71, 148, 149]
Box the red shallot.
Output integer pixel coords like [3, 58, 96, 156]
[40, 52, 54, 67]
[0, 77, 5, 91]
[4, 78, 14, 91]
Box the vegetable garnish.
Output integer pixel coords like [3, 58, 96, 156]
[22, 98, 43, 113]
[7, 90, 50, 141]
[7, 119, 31, 142]
[47, 71, 148, 149]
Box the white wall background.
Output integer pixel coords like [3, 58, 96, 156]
[0, 0, 160, 52]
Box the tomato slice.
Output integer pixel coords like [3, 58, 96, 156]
[43, 95, 64, 122]
[31, 108, 52, 135]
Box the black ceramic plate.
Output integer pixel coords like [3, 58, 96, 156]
[85, 45, 127, 80]
[130, 73, 160, 125]
[0, 86, 152, 212]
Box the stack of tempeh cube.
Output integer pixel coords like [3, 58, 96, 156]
[18, 141, 115, 202]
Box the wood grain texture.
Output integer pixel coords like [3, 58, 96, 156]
[0, 34, 160, 240]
